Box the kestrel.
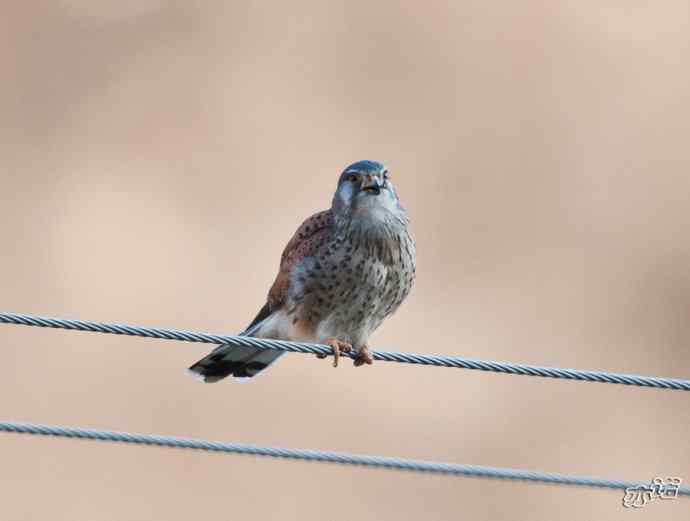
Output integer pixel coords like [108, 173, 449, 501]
[188, 160, 416, 382]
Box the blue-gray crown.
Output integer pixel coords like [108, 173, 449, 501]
[343, 160, 386, 175]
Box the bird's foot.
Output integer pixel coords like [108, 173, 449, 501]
[316, 338, 352, 367]
[353, 344, 374, 367]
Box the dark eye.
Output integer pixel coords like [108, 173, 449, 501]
[382, 170, 390, 180]
[346, 173, 359, 183]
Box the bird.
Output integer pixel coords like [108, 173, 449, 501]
[187, 160, 416, 382]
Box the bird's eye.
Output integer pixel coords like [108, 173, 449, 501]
[346, 173, 359, 183]
[382, 170, 390, 180]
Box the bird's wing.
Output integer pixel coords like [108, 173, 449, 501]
[243, 209, 333, 332]
[243, 210, 333, 335]
[187, 209, 334, 382]
[262, 208, 333, 314]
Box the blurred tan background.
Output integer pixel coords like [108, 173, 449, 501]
[1, 2, 690, 520]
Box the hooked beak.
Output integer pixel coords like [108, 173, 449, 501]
[361, 176, 382, 195]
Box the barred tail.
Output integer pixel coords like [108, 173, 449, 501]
[187, 343, 284, 382]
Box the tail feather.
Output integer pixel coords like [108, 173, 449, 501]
[187, 345, 284, 383]
[186, 316, 283, 383]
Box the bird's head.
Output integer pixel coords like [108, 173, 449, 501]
[331, 160, 403, 224]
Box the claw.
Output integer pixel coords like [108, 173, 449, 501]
[353, 345, 374, 367]
[317, 338, 352, 367]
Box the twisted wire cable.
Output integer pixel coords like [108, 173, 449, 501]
[2, 421, 687, 495]
[2, 311, 690, 391]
